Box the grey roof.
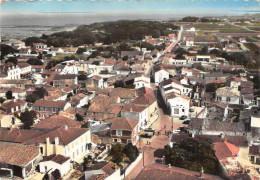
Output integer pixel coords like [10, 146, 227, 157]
[90, 123, 111, 133]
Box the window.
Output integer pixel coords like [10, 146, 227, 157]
[174, 108, 179, 114]
[40, 147, 43, 154]
[217, 96, 222, 101]
[182, 109, 185, 112]
[116, 130, 122, 136]
[227, 97, 231, 102]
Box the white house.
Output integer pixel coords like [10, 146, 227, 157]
[18, 63, 32, 76]
[39, 154, 71, 177]
[29, 126, 92, 161]
[0, 64, 21, 80]
[181, 68, 193, 76]
[216, 87, 240, 105]
[166, 93, 190, 117]
[134, 75, 151, 89]
[186, 37, 194, 47]
[121, 103, 149, 133]
[12, 40, 25, 49]
[33, 43, 48, 49]
[154, 68, 169, 85]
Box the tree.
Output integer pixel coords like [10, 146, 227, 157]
[110, 143, 125, 165]
[0, 97, 5, 104]
[198, 46, 208, 55]
[27, 58, 43, 65]
[34, 87, 48, 99]
[5, 57, 18, 65]
[0, 44, 18, 60]
[164, 139, 219, 175]
[78, 74, 87, 81]
[76, 48, 86, 54]
[123, 143, 139, 162]
[51, 169, 61, 179]
[19, 109, 37, 129]
[122, 56, 128, 61]
[25, 94, 39, 103]
[25, 87, 48, 103]
[5, 90, 13, 99]
[67, 92, 73, 100]
[75, 113, 84, 122]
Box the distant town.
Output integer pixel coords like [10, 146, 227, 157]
[0, 16, 259, 180]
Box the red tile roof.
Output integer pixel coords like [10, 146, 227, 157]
[0, 128, 47, 143]
[103, 117, 138, 131]
[32, 114, 82, 129]
[214, 141, 239, 160]
[0, 143, 39, 167]
[135, 163, 222, 180]
[34, 100, 67, 108]
[41, 154, 70, 165]
[132, 93, 156, 105]
[26, 127, 89, 146]
[122, 103, 148, 113]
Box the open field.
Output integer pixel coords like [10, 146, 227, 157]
[194, 23, 251, 33]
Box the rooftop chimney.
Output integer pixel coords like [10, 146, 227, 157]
[64, 125, 68, 130]
[55, 137, 59, 145]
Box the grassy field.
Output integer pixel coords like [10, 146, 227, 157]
[194, 23, 251, 33]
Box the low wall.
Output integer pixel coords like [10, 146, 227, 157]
[105, 152, 143, 180]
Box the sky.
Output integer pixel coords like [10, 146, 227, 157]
[1, 0, 260, 17]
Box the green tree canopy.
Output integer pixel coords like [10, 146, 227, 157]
[27, 58, 43, 65]
[164, 139, 219, 175]
[19, 109, 37, 129]
[5, 57, 18, 65]
[5, 90, 13, 99]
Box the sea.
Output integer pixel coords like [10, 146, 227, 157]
[0, 12, 183, 44]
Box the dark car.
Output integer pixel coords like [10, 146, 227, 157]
[179, 115, 187, 120]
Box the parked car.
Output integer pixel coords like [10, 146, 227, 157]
[179, 115, 187, 120]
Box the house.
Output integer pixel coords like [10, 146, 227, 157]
[135, 163, 222, 180]
[225, 43, 240, 52]
[85, 162, 117, 180]
[25, 126, 92, 161]
[133, 75, 151, 89]
[19, 48, 32, 56]
[69, 93, 88, 108]
[53, 74, 78, 88]
[0, 99, 27, 115]
[121, 103, 149, 132]
[33, 100, 71, 120]
[186, 37, 194, 47]
[121, 51, 144, 60]
[239, 37, 247, 43]
[0, 114, 20, 128]
[0, 88, 26, 99]
[103, 117, 139, 145]
[152, 66, 169, 85]
[12, 40, 25, 49]
[33, 42, 47, 49]
[216, 87, 240, 105]
[181, 68, 193, 76]
[132, 91, 158, 127]
[166, 92, 190, 117]
[87, 94, 120, 121]
[0, 143, 41, 179]
[18, 63, 32, 78]
[39, 154, 70, 177]
[0, 63, 21, 80]
[32, 114, 82, 130]
[249, 145, 260, 165]
[86, 75, 104, 89]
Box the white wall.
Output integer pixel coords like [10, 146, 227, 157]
[64, 130, 91, 161]
[168, 97, 189, 117]
[39, 159, 70, 177]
